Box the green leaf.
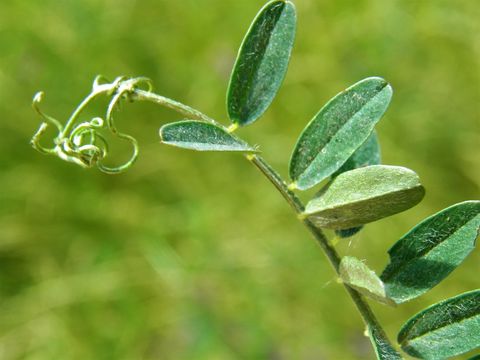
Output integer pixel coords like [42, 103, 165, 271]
[289, 77, 392, 190]
[381, 201, 480, 304]
[334, 131, 381, 238]
[339, 257, 395, 306]
[159, 120, 258, 153]
[368, 326, 403, 360]
[227, 0, 296, 126]
[335, 226, 363, 238]
[398, 290, 480, 359]
[467, 355, 480, 360]
[332, 131, 381, 177]
[304, 165, 424, 229]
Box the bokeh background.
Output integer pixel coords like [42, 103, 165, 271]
[0, 0, 478, 359]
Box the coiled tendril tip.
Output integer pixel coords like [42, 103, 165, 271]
[30, 76, 152, 174]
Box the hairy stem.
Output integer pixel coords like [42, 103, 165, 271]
[131, 90, 217, 124]
[133, 88, 397, 354]
[248, 155, 304, 214]
[248, 154, 391, 345]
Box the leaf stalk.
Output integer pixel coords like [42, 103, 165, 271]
[132, 86, 399, 354]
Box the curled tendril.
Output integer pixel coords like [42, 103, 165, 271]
[31, 76, 153, 174]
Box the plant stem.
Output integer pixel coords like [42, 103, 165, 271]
[249, 154, 394, 352]
[248, 155, 304, 214]
[133, 88, 397, 354]
[132, 90, 217, 124]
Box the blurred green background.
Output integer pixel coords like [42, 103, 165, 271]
[0, 0, 478, 359]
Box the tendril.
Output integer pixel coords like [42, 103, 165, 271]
[30, 76, 152, 174]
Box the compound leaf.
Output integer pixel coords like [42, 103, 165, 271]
[339, 256, 395, 306]
[398, 290, 480, 359]
[381, 201, 480, 304]
[289, 77, 392, 190]
[227, 0, 296, 126]
[368, 326, 403, 360]
[159, 120, 258, 153]
[304, 165, 424, 229]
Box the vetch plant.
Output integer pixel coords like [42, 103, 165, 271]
[30, 1, 479, 358]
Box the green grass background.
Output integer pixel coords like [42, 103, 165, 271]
[0, 0, 478, 359]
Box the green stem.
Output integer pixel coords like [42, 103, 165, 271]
[131, 90, 217, 124]
[133, 89, 397, 355]
[249, 155, 303, 214]
[249, 154, 394, 353]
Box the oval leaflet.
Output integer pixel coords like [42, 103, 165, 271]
[304, 165, 425, 229]
[339, 256, 395, 306]
[227, 0, 296, 126]
[381, 201, 480, 304]
[398, 290, 480, 359]
[159, 120, 258, 153]
[289, 77, 392, 190]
